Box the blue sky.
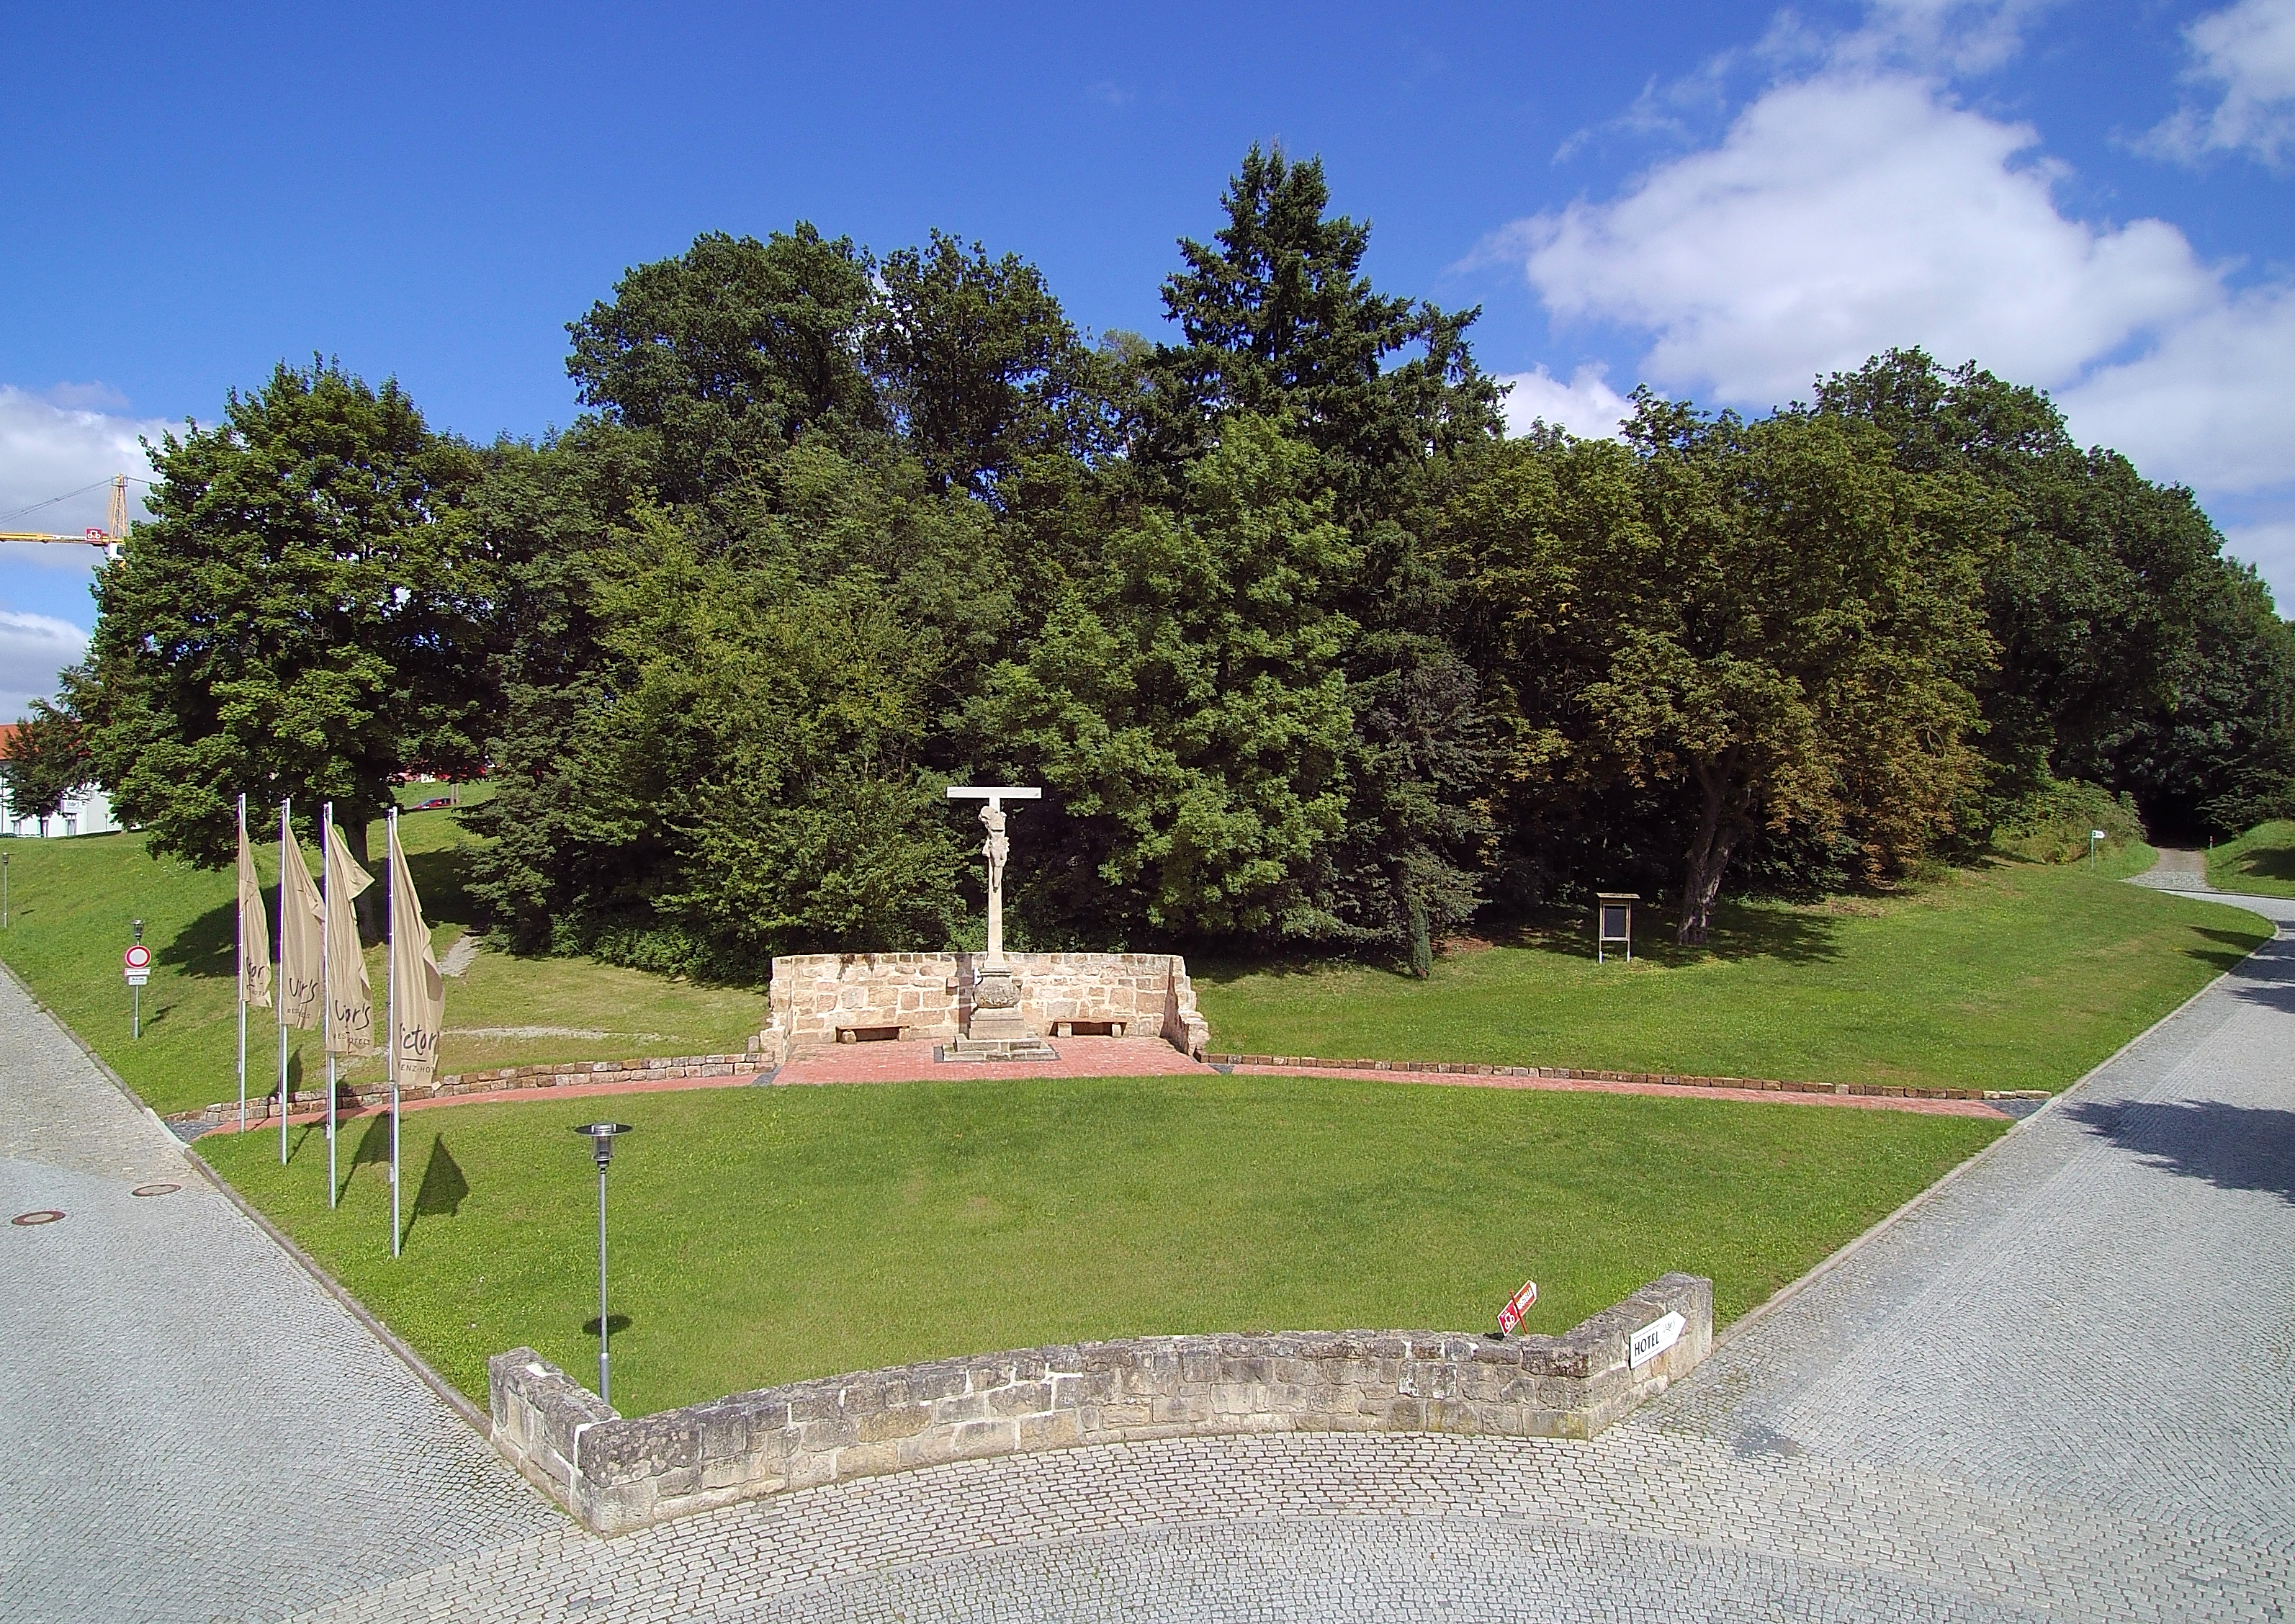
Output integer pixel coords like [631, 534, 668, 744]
[3, 0, 2291, 717]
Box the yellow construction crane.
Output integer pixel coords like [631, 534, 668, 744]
[0, 475, 132, 556]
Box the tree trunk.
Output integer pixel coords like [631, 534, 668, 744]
[342, 808, 383, 942]
[1676, 763, 1745, 946]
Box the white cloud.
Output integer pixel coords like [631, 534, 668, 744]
[1497, 365, 1635, 440]
[0, 385, 166, 542]
[1837, 0, 2059, 75]
[2058, 281, 2295, 494]
[0, 609, 88, 723]
[2222, 516, 2295, 601]
[1515, 72, 2215, 407]
[2145, 0, 2295, 167]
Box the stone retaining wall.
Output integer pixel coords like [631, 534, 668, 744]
[755, 952, 1211, 1062]
[163, 1054, 757, 1130]
[488, 1272, 1711, 1535]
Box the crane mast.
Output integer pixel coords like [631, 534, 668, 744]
[1, 475, 130, 556]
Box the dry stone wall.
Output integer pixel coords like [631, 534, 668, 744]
[755, 952, 1211, 1061]
[489, 1273, 1712, 1535]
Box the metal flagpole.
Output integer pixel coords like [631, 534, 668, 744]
[238, 792, 248, 1136]
[323, 801, 337, 1208]
[387, 807, 400, 1257]
[279, 798, 292, 1165]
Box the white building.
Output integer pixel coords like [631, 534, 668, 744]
[2, 782, 120, 838]
[0, 724, 122, 838]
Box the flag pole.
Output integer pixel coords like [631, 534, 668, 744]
[279, 798, 292, 1165]
[387, 806, 401, 1257]
[237, 791, 248, 1136]
[323, 799, 337, 1208]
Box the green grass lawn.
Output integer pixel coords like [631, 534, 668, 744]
[2207, 821, 2295, 899]
[0, 806, 768, 1117]
[23, 815, 2272, 1421]
[1195, 849, 2268, 1094]
[200, 1076, 2005, 1416]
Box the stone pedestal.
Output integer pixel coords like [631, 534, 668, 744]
[965, 968, 1029, 1041]
[943, 965, 1058, 1061]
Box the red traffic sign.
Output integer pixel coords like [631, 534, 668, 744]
[1497, 1278, 1538, 1336]
[122, 945, 153, 971]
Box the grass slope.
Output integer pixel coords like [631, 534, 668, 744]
[2207, 821, 2295, 899]
[0, 808, 766, 1116]
[1195, 851, 2266, 1094]
[201, 1077, 2004, 1416]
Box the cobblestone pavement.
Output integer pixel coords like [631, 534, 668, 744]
[15, 889, 2295, 1622]
[0, 967, 562, 1624]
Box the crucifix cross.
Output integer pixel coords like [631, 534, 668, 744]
[945, 786, 1040, 967]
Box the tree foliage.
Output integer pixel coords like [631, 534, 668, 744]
[1, 696, 91, 828]
[1439, 396, 1992, 941]
[79, 359, 485, 874]
[68, 160, 2295, 973]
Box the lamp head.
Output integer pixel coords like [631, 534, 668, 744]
[572, 1121, 632, 1169]
[132, 918, 144, 943]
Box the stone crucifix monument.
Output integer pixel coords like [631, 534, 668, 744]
[943, 786, 1056, 1059]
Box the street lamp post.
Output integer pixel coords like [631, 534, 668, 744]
[131, 918, 144, 1038]
[572, 1122, 633, 1405]
[4, 850, 11, 928]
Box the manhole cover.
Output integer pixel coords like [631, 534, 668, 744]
[12, 1211, 65, 1226]
[130, 1183, 181, 1198]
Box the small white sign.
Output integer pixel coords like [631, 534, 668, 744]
[124, 970, 151, 987]
[1629, 1310, 1686, 1369]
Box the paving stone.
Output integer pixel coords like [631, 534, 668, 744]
[0, 967, 563, 1624]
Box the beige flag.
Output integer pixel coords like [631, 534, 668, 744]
[236, 804, 272, 1010]
[277, 819, 325, 1031]
[323, 817, 377, 1056]
[387, 816, 445, 1087]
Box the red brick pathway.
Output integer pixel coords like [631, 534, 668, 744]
[773, 1036, 1210, 1085]
[194, 1035, 2005, 1136]
[1226, 1063, 2011, 1118]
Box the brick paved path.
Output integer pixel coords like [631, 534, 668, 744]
[12, 889, 2294, 1620]
[0, 967, 562, 1624]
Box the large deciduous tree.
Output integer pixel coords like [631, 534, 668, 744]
[1815, 348, 2295, 837]
[80, 359, 486, 879]
[1442, 396, 1993, 941]
[566, 227, 881, 503]
[1, 696, 91, 831]
[868, 229, 1102, 502]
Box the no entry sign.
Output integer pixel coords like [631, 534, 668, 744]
[1497, 1278, 1538, 1336]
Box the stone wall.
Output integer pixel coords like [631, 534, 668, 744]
[755, 952, 1210, 1062]
[489, 1273, 1711, 1535]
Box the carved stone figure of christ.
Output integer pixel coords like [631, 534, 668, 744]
[980, 802, 1010, 961]
[944, 786, 1041, 971]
